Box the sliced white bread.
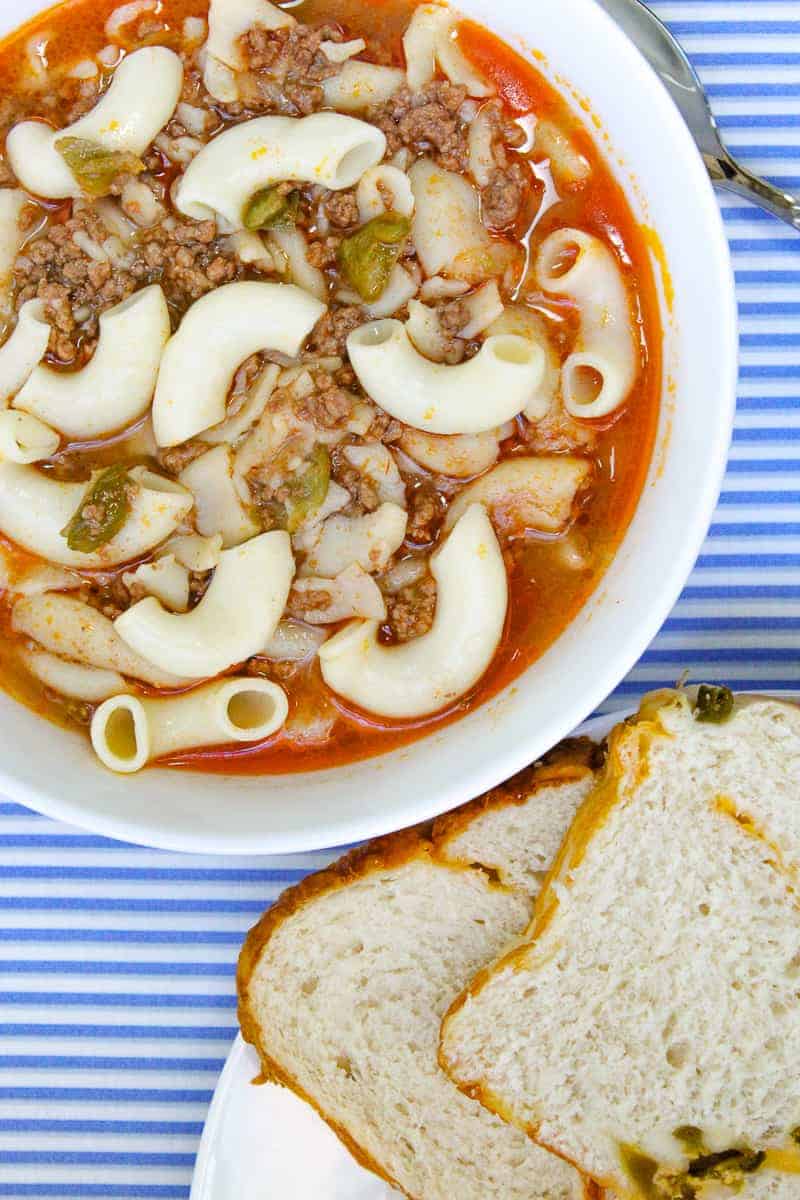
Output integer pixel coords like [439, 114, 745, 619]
[440, 689, 800, 1200]
[238, 742, 599, 1200]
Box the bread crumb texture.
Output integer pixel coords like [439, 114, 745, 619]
[440, 691, 800, 1200]
[237, 752, 597, 1200]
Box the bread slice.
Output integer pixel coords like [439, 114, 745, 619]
[237, 742, 599, 1200]
[440, 689, 800, 1200]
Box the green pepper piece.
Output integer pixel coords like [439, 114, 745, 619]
[243, 186, 300, 230]
[61, 465, 134, 553]
[55, 137, 145, 197]
[284, 445, 330, 534]
[337, 211, 411, 303]
[694, 684, 734, 724]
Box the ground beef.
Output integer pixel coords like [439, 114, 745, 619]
[189, 570, 212, 606]
[367, 409, 403, 444]
[78, 575, 134, 622]
[306, 235, 342, 271]
[369, 82, 469, 172]
[308, 305, 365, 356]
[405, 479, 448, 545]
[385, 575, 437, 642]
[331, 450, 380, 513]
[14, 205, 243, 360]
[287, 584, 334, 620]
[523, 403, 597, 454]
[137, 217, 242, 313]
[300, 371, 354, 429]
[481, 161, 528, 230]
[324, 189, 359, 229]
[246, 656, 299, 683]
[238, 24, 341, 116]
[156, 440, 208, 476]
[14, 208, 138, 361]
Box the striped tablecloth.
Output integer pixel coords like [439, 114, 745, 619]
[2, 1, 800, 1195]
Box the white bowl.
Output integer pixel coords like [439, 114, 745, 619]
[0, 0, 737, 853]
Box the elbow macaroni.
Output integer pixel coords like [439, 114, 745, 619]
[0, 462, 192, 568]
[536, 227, 638, 419]
[0, 300, 50, 403]
[0, 410, 60, 464]
[204, 0, 294, 102]
[20, 646, 129, 703]
[409, 158, 510, 282]
[12, 593, 191, 688]
[296, 502, 408, 578]
[319, 504, 507, 718]
[179, 445, 260, 548]
[0, 190, 25, 316]
[444, 456, 592, 535]
[122, 555, 191, 613]
[356, 165, 415, 224]
[321, 61, 405, 112]
[346, 318, 545, 435]
[402, 4, 493, 97]
[114, 531, 295, 679]
[91, 677, 289, 773]
[7, 48, 184, 199]
[174, 113, 386, 227]
[152, 281, 325, 446]
[13, 286, 170, 438]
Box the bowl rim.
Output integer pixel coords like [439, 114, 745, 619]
[0, 0, 738, 853]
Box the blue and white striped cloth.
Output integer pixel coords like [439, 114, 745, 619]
[2, 2, 800, 1194]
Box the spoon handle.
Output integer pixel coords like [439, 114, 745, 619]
[705, 150, 800, 230]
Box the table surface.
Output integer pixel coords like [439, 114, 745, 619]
[3, 1, 800, 1196]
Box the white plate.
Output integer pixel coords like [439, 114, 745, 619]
[190, 710, 619, 1200]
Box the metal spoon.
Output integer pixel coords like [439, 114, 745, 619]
[596, 0, 800, 228]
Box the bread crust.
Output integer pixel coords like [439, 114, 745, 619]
[438, 689, 800, 1197]
[432, 737, 599, 869]
[237, 741, 602, 1200]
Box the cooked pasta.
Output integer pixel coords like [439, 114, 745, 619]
[443, 456, 592, 535]
[13, 286, 170, 438]
[122, 555, 191, 612]
[0, 411, 60, 464]
[0, 464, 192, 568]
[204, 0, 293, 102]
[0, 0, 659, 773]
[91, 677, 289, 773]
[403, 4, 493, 97]
[356, 165, 415, 223]
[346, 319, 544, 434]
[152, 281, 325, 445]
[12, 593, 191, 688]
[319, 505, 507, 718]
[179, 445, 260, 548]
[296, 502, 408, 578]
[114, 531, 295, 678]
[174, 113, 387, 226]
[409, 157, 512, 281]
[0, 190, 25, 315]
[399, 428, 503, 478]
[321, 61, 405, 112]
[0, 300, 50, 401]
[20, 647, 129, 703]
[291, 563, 387, 624]
[7, 47, 184, 199]
[536, 227, 638, 419]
